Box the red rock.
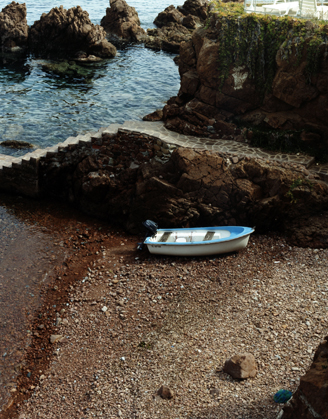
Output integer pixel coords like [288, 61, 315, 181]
[29, 5, 116, 59]
[157, 385, 174, 399]
[223, 353, 257, 379]
[101, 0, 146, 43]
[281, 337, 328, 419]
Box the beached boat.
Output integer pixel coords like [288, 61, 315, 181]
[142, 222, 255, 256]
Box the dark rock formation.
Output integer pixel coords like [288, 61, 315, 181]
[38, 131, 328, 247]
[100, 0, 146, 44]
[280, 336, 328, 419]
[0, 139, 34, 149]
[154, 5, 184, 28]
[177, 0, 209, 20]
[0, 2, 28, 52]
[29, 6, 116, 59]
[145, 24, 193, 53]
[162, 16, 328, 148]
[145, 0, 208, 53]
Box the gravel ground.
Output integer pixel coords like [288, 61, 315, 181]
[16, 233, 328, 419]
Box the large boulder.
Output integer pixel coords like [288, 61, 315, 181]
[0, 1, 28, 52]
[145, 0, 208, 52]
[145, 23, 193, 53]
[29, 5, 116, 59]
[280, 336, 328, 419]
[100, 0, 146, 44]
[153, 5, 184, 28]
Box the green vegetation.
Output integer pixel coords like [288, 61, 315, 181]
[239, 123, 328, 162]
[208, 1, 328, 93]
[285, 177, 313, 203]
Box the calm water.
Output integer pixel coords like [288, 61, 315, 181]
[0, 0, 180, 410]
[0, 0, 180, 157]
[0, 200, 67, 410]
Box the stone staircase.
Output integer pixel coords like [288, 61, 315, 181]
[1, 120, 328, 197]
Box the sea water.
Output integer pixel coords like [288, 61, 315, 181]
[0, 0, 180, 157]
[0, 0, 180, 410]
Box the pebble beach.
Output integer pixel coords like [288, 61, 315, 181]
[9, 228, 328, 419]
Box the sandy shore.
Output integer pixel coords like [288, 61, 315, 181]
[5, 230, 327, 419]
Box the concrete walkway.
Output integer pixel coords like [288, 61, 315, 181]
[1, 120, 328, 182]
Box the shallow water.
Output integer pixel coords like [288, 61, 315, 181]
[0, 201, 67, 410]
[0, 0, 180, 157]
[0, 0, 181, 408]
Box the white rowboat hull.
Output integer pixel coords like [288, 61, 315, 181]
[144, 226, 254, 256]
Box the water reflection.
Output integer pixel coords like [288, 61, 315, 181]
[0, 44, 179, 158]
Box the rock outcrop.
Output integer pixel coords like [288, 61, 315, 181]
[0, 1, 28, 52]
[38, 130, 328, 247]
[29, 5, 116, 59]
[162, 14, 328, 152]
[145, 0, 208, 53]
[100, 0, 146, 44]
[280, 336, 328, 419]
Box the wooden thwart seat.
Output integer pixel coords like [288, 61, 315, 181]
[203, 231, 215, 241]
[159, 232, 172, 242]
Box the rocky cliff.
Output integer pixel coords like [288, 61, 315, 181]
[163, 5, 328, 154]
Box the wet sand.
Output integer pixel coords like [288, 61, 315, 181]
[0, 194, 134, 417]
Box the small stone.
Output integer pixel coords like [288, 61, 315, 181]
[223, 353, 257, 379]
[50, 335, 64, 344]
[101, 306, 108, 312]
[157, 385, 174, 399]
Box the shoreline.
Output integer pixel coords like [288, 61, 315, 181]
[0, 194, 139, 418]
[0, 198, 326, 418]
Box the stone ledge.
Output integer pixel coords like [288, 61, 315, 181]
[0, 120, 325, 197]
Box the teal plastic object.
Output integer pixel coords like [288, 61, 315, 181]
[274, 389, 293, 403]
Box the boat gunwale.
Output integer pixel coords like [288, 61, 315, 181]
[144, 227, 255, 247]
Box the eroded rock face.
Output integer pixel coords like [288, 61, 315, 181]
[39, 132, 328, 247]
[0, 2, 28, 51]
[29, 5, 116, 59]
[163, 18, 328, 142]
[281, 337, 328, 419]
[100, 0, 146, 44]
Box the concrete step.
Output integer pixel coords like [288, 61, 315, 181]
[102, 123, 122, 137]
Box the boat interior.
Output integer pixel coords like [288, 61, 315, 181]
[149, 229, 231, 244]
